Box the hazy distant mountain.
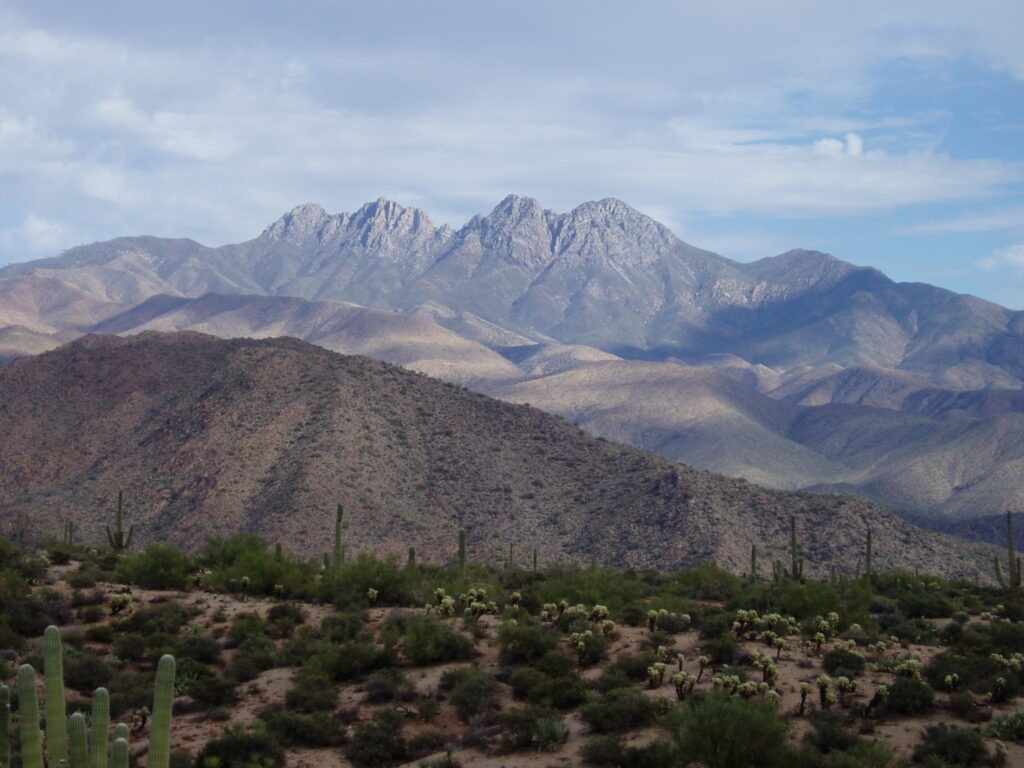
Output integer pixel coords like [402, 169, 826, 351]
[2, 196, 1023, 536]
[0, 332, 993, 579]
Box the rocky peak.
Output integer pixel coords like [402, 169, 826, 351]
[552, 198, 681, 267]
[471, 195, 559, 269]
[260, 203, 330, 243]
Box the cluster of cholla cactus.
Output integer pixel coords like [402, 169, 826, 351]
[712, 675, 778, 705]
[646, 661, 668, 688]
[816, 675, 838, 710]
[459, 587, 498, 617]
[748, 650, 779, 687]
[3, 626, 175, 768]
[672, 671, 697, 700]
[894, 655, 925, 681]
[425, 588, 458, 618]
[109, 592, 133, 616]
[646, 608, 690, 633]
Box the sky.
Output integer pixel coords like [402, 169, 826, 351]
[1, 1, 1023, 306]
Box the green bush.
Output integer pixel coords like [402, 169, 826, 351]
[364, 668, 415, 703]
[175, 631, 221, 664]
[667, 690, 797, 768]
[580, 735, 676, 768]
[117, 601, 192, 636]
[580, 687, 659, 733]
[912, 723, 987, 766]
[499, 619, 559, 665]
[319, 553, 415, 608]
[443, 666, 499, 723]
[495, 706, 566, 752]
[307, 640, 385, 682]
[285, 674, 338, 712]
[320, 611, 365, 642]
[200, 533, 317, 599]
[195, 723, 285, 768]
[402, 615, 475, 665]
[116, 544, 194, 590]
[185, 673, 238, 708]
[984, 712, 1024, 741]
[228, 612, 269, 647]
[346, 708, 408, 768]
[885, 677, 934, 715]
[822, 648, 866, 679]
[259, 707, 345, 748]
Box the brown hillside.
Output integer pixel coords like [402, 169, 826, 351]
[0, 332, 994, 579]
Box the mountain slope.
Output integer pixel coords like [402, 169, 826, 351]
[0, 332, 993, 579]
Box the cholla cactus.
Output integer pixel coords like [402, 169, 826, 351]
[894, 658, 924, 681]
[944, 673, 960, 691]
[766, 689, 781, 707]
[676, 652, 686, 671]
[816, 675, 832, 709]
[761, 660, 779, 687]
[798, 681, 812, 716]
[647, 610, 658, 632]
[866, 685, 888, 714]
[814, 632, 826, 653]
[557, 600, 569, 615]
[772, 636, 787, 660]
[736, 681, 759, 699]
[656, 645, 669, 663]
[434, 588, 447, 605]
[672, 671, 696, 699]
[589, 604, 609, 622]
[367, 588, 379, 605]
[110, 593, 133, 616]
[438, 596, 456, 618]
[240, 576, 251, 592]
[601, 620, 617, 637]
[696, 655, 710, 683]
[994, 739, 1008, 767]
[540, 603, 557, 621]
[646, 662, 667, 688]
[509, 591, 522, 606]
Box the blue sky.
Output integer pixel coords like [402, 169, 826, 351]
[1, 1, 1023, 306]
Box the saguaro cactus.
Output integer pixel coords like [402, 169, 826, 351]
[68, 712, 88, 768]
[333, 504, 344, 566]
[44, 625, 68, 764]
[110, 739, 129, 768]
[749, 543, 758, 581]
[105, 491, 134, 553]
[458, 529, 467, 582]
[17, 665, 43, 768]
[148, 655, 176, 768]
[0, 683, 10, 768]
[789, 516, 804, 582]
[865, 527, 874, 581]
[90, 687, 110, 768]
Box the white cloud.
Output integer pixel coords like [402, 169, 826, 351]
[901, 206, 1024, 234]
[979, 244, 1024, 271]
[845, 133, 864, 156]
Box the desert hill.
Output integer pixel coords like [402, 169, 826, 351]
[0, 332, 994, 580]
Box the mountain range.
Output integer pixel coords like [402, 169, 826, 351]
[0, 332, 994, 579]
[1, 196, 1022, 540]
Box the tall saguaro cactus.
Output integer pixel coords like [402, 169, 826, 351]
[68, 712, 88, 768]
[865, 528, 874, 581]
[789, 516, 804, 582]
[0, 683, 10, 768]
[110, 739, 129, 768]
[90, 687, 110, 768]
[17, 665, 43, 768]
[105, 491, 134, 553]
[333, 504, 344, 567]
[44, 626, 68, 765]
[148, 655, 176, 768]
[458, 529, 467, 582]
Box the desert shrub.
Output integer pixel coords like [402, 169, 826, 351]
[875, 613, 937, 644]
[925, 652, 1003, 694]
[79, 604, 105, 624]
[118, 601, 191, 636]
[228, 636, 277, 682]
[320, 611, 365, 642]
[803, 711, 861, 755]
[63, 650, 112, 692]
[674, 562, 742, 601]
[200, 533, 317, 599]
[885, 677, 934, 715]
[66, 570, 98, 589]
[195, 723, 285, 768]
[405, 729, 447, 759]
[402, 615, 475, 664]
[116, 544, 194, 590]
[85, 623, 113, 643]
[227, 612, 269, 647]
[185, 672, 238, 708]
[495, 706, 567, 752]
[667, 690, 797, 768]
[112, 632, 147, 662]
[498, 619, 558, 665]
[580, 735, 676, 768]
[107, 668, 156, 716]
[346, 708, 408, 768]
[897, 589, 955, 619]
[275, 626, 326, 667]
[912, 723, 987, 766]
[307, 640, 384, 682]
[175, 631, 221, 664]
[984, 712, 1024, 741]
[259, 707, 345, 747]
[580, 687, 659, 734]
[363, 668, 415, 703]
[573, 630, 610, 667]
[448, 667, 500, 723]
[285, 674, 337, 712]
[319, 553, 415, 608]
[701, 632, 739, 665]
[822, 648, 866, 679]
